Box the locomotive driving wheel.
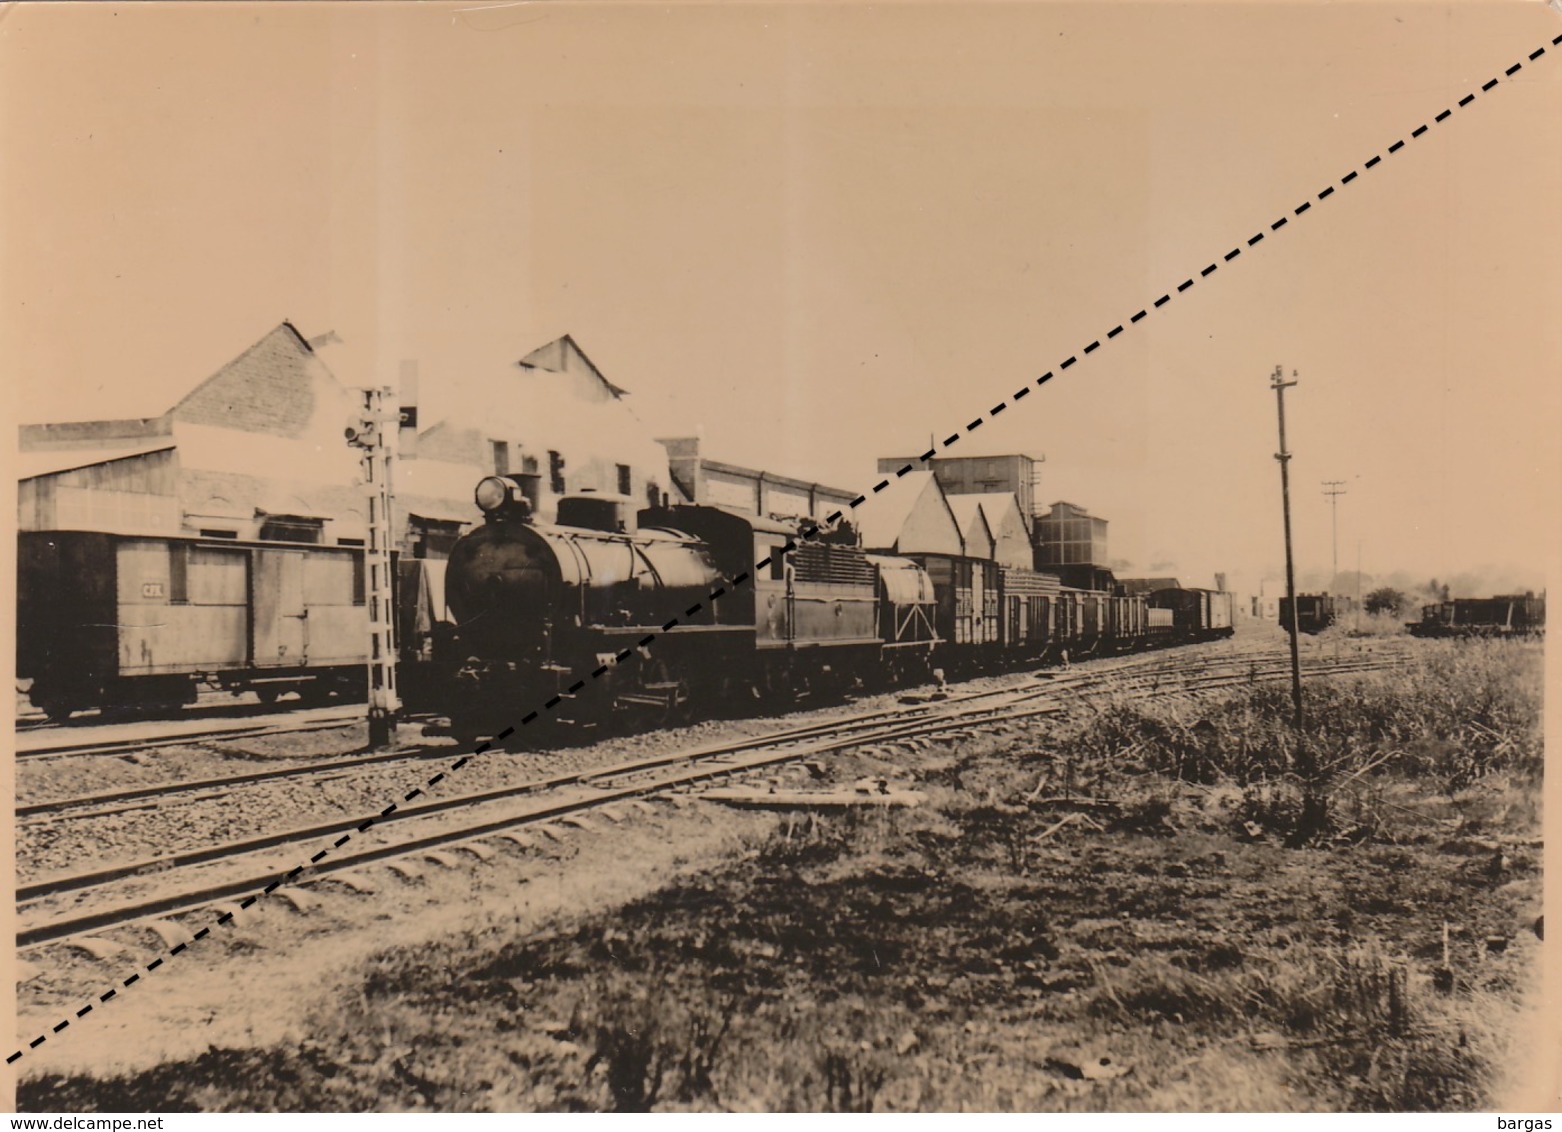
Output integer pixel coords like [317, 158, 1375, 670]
[644, 657, 693, 727]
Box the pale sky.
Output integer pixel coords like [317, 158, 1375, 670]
[4, 1, 1559, 596]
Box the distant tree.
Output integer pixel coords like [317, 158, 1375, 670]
[1364, 586, 1408, 616]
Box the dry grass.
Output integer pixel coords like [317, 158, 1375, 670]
[18, 639, 1541, 1113]
[1044, 640, 1541, 839]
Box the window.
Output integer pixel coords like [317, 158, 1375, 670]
[617, 463, 632, 495]
[770, 546, 786, 580]
[199, 528, 239, 540]
[409, 517, 464, 560]
[259, 516, 324, 544]
[169, 544, 189, 604]
[492, 440, 510, 476]
[351, 553, 366, 605]
[548, 450, 566, 494]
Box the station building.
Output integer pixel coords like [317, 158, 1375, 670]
[413, 334, 676, 536]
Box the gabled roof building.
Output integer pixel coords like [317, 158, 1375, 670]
[946, 494, 996, 562]
[18, 322, 675, 557]
[950, 492, 1032, 570]
[856, 471, 964, 557]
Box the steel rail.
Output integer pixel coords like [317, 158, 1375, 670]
[15, 691, 1072, 947]
[14, 651, 1409, 947]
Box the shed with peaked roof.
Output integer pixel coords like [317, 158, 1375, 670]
[946, 494, 995, 562]
[856, 471, 964, 557]
[950, 492, 1032, 569]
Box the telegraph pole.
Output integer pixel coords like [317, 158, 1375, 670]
[348, 387, 401, 748]
[1272, 366, 1304, 731]
[1322, 480, 1347, 586]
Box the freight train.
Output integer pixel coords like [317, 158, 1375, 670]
[1409, 593, 1546, 638]
[16, 485, 1238, 727]
[438, 478, 1235, 735]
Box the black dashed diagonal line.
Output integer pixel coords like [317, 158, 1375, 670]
[8, 34, 1558, 1068]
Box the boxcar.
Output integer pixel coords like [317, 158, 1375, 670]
[1205, 589, 1235, 635]
[1105, 594, 1150, 650]
[18, 530, 368, 719]
[1279, 593, 1352, 635]
[911, 554, 1000, 650]
[1150, 587, 1236, 641]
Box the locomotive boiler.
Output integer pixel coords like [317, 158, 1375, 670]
[442, 480, 745, 731]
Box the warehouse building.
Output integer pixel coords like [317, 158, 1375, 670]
[875, 453, 1045, 534]
[856, 471, 964, 557]
[658, 436, 858, 524]
[415, 334, 675, 530]
[18, 322, 678, 559]
[949, 492, 1032, 570]
[1033, 501, 1116, 591]
[946, 495, 996, 562]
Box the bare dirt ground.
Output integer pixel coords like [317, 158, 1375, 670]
[12, 637, 1546, 1112]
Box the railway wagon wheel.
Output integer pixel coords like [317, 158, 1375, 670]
[31, 688, 86, 724]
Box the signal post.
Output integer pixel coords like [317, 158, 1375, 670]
[347, 386, 401, 748]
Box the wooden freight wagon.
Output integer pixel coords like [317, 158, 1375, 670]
[18, 530, 368, 719]
[911, 554, 1000, 649]
[997, 566, 1061, 657]
[1151, 587, 1236, 641]
[1105, 593, 1153, 650]
[1279, 593, 1350, 635]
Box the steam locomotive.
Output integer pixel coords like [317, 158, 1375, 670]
[439, 477, 1234, 735]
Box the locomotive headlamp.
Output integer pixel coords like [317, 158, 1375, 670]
[475, 476, 511, 513]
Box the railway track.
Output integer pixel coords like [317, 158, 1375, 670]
[13, 673, 1054, 822]
[16, 637, 1405, 821]
[16, 642, 1409, 951]
[14, 709, 369, 762]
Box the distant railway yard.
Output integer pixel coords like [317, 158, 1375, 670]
[14, 625, 1545, 1111]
